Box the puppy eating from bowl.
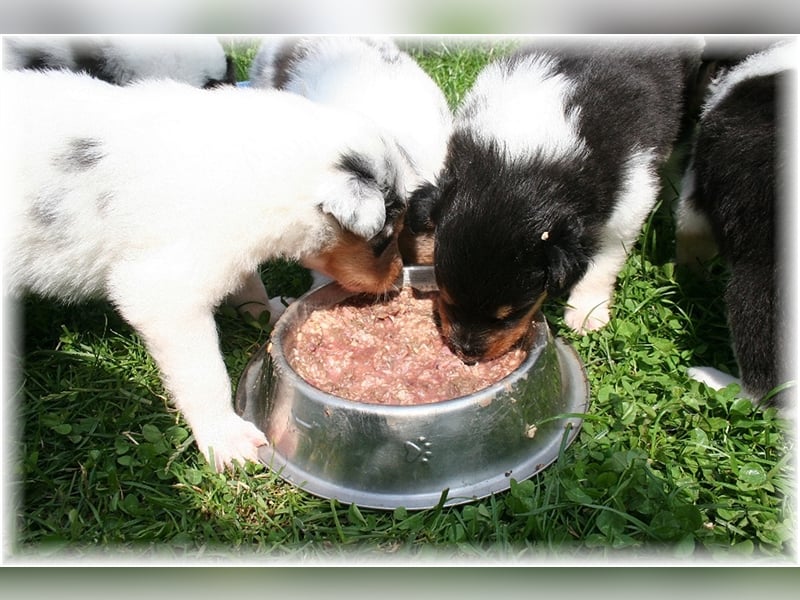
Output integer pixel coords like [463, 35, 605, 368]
[2, 69, 412, 471]
[409, 39, 702, 363]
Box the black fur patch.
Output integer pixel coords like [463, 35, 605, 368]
[270, 40, 309, 90]
[338, 151, 379, 188]
[20, 49, 53, 70]
[405, 181, 440, 235]
[70, 40, 114, 83]
[56, 137, 106, 172]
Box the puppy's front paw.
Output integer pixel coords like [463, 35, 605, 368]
[194, 414, 268, 472]
[564, 299, 610, 333]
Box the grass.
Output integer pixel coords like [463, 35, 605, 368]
[6, 38, 795, 564]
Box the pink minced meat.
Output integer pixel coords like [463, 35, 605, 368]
[286, 288, 527, 405]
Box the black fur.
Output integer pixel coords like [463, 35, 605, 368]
[425, 42, 697, 359]
[269, 39, 308, 90]
[57, 137, 105, 172]
[688, 69, 789, 403]
[404, 181, 439, 235]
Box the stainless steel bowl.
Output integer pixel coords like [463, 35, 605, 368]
[235, 266, 589, 510]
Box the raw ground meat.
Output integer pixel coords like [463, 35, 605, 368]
[286, 287, 527, 405]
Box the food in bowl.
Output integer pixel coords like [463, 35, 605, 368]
[286, 287, 527, 405]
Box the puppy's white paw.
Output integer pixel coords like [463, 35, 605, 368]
[193, 413, 268, 472]
[564, 300, 610, 334]
[687, 366, 741, 392]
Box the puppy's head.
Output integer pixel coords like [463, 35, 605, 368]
[428, 136, 593, 362]
[303, 143, 409, 295]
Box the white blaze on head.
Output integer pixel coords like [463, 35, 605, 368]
[457, 54, 587, 162]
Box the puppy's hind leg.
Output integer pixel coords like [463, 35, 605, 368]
[109, 265, 267, 471]
[564, 150, 661, 333]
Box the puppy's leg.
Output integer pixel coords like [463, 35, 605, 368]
[227, 270, 287, 325]
[564, 241, 626, 332]
[109, 266, 267, 471]
[564, 150, 661, 333]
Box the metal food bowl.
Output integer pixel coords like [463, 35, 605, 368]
[235, 266, 589, 510]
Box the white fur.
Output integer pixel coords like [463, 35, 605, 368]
[2, 69, 409, 471]
[702, 39, 797, 118]
[3, 35, 230, 88]
[458, 53, 587, 163]
[564, 148, 660, 332]
[249, 36, 453, 188]
[687, 366, 742, 393]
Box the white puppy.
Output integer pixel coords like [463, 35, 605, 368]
[3, 35, 235, 88]
[249, 35, 453, 267]
[2, 69, 411, 471]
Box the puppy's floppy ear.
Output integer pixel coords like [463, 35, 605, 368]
[405, 180, 441, 234]
[320, 152, 388, 240]
[542, 220, 592, 297]
[405, 166, 455, 234]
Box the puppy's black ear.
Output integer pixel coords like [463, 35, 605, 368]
[542, 221, 592, 297]
[405, 181, 441, 234]
[320, 152, 388, 240]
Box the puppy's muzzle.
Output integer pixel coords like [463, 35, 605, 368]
[436, 296, 543, 363]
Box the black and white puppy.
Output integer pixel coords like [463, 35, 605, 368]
[3, 35, 236, 88]
[411, 39, 701, 362]
[675, 40, 796, 405]
[2, 69, 411, 470]
[249, 35, 453, 267]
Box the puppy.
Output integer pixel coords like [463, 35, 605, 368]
[410, 39, 701, 362]
[249, 35, 453, 267]
[675, 40, 796, 405]
[2, 69, 411, 471]
[3, 35, 236, 88]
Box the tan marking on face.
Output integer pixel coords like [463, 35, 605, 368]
[306, 230, 403, 294]
[494, 305, 514, 320]
[437, 291, 548, 361]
